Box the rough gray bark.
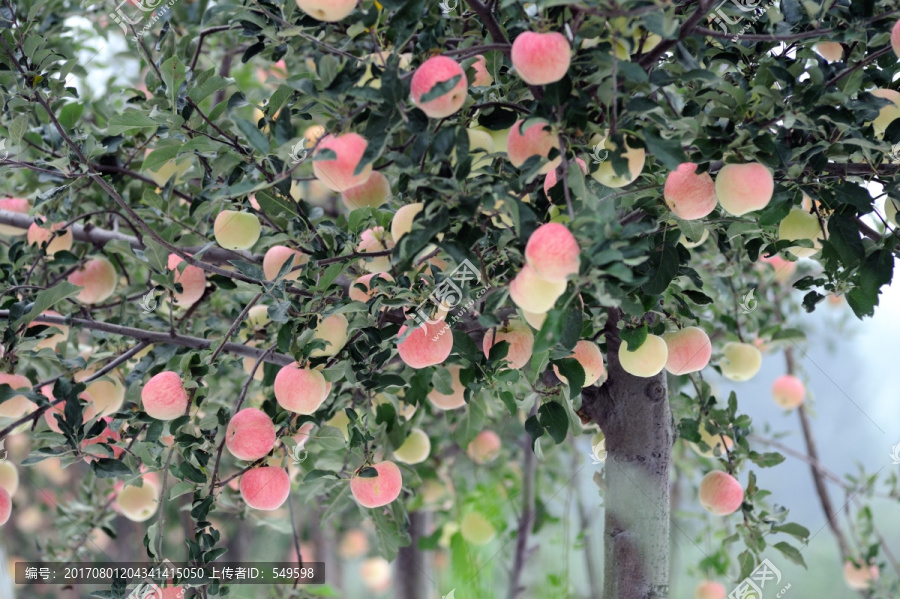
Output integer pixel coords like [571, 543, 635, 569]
[581, 308, 673, 599]
[395, 511, 427, 599]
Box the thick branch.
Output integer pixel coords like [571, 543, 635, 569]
[0, 310, 293, 366]
[0, 209, 255, 265]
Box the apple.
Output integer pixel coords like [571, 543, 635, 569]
[894, 19, 900, 58]
[247, 305, 270, 328]
[814, 42, 843, 62]
[0, 197, 30, 236]
[214, 210, 261, 250]
[618, 335, 668, 378]
[771, 374, 805, 409]
[313, 133, 372, 192]
[167, 253, 206, 306]
[886, 198, 898, 227]
[410, 56, 468, 119]
[68, 257, 117, 304]
[226, 408, 276, 461]
[357, 226, 394, 273]
[759, 254, 796, 284]
[0, 373, 36, 418]
[240, 466, 291, 510]
[349, 273, 394, 302]
[27, 218, 73, 257]
[342, 171, 391, 210]
[295, 0, 356, 21]
[274, 365, 329, 414]
[870, 89, 900, 138]
[393, 428, 431, 464]
[698, 470, 743, 515]
[543, 157, 587, 197]
[311, 313, 349, 358]
[470, 54, 493, 86]
[507, 120, 561, 175]
[467, 430, 501, 464]
[525, 222, 581, 283]
[511, 31, 571, 85]
[263, 245, 308, 281]
[0, 487, 13, 526]
[359, 51, 413, 88]
[509, 264, 567, 313]
[460, 511, 496, 545]
[360, 557, 392, 592]
[397, 319, 453, 369]
[663, 327, 712, 375]
[27, 310, 68, 350]
[390, 203, 424, 242]
[591, 135, 645, 188]
[694, 581, 726, 599]
[116, 477, 159, 522]
[843, 560, 879, 590]
[778, 209, 824, 258]
[141, 371, 190, 420]
[145, 157, 192, 187]
[350, 461, 403, 508]
[664, 163, 718, 220]
[428, 365, 467, 410]
[482, 320, 534, 369]
[715, 163, 774, 216]
[521, 309, 547, 330]
[719, 342, 762, 382]
[43, 387, 96, 434]
[690, 426, 734, 458]
[0, 462, 19, 496]
[338, 529, 370, 559]
[553, 340, 606, 386]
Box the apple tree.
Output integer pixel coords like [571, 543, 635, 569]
[0, 0, 899, 597]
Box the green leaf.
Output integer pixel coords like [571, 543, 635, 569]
[141, 239, 171, 274]
[58, 103, 83, 131]
[188, 72, 233, 103]
[826, 214, 864, 266]
[420, 75, 462, 104]
[17, 282, 82, 327]
[538, 402, 568, 444]
[233, 117, 270, 154]
[91, 459, 133, 479]
[107, 111, 159, 136]
[773, 541, 807, 568]
[641, 129, 687, 169]
[315, 426, 346, 450]
[524, 415, 544, 450]
[179, 461, 207, 483]
[772, 522, 810, 540]
[748, 451, 786, 468]
[642, 243, 680, 295]
[160, 56, 188, 107]
[143, 146, 182, 172]
[553, 358, 585, 399]
[619, 323, 648, 351]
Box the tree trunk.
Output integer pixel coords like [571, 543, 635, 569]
[395, 511, 427, 599]
[581, 308, 673, 599]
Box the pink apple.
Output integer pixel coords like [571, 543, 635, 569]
[410, 56, 468, 119]
[511, 31, 571, 85]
